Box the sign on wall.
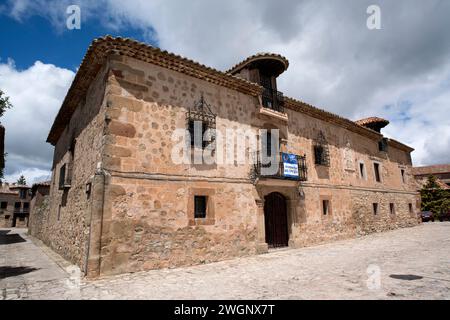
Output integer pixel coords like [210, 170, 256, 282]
[282, 153, 299, 178]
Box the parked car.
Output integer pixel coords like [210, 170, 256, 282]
[420, 211, 434, 222]
[438, 210, 450, 222]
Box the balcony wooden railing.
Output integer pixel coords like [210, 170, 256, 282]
[254, 152, 307, 181]
[262, 88, 285, 113]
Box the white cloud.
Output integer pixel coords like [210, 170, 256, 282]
[0, 60, 74, 183]
[2, 0, 450, 167]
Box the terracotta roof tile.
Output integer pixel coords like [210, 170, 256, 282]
[226, 53, 289, 75]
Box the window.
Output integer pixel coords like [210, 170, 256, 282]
[378, 138, 388, 152]
[374, 163, 381, 182]
[390, 203, 395, 215]
[1, 202, 7, 209]
[359, 162, 366, 179]
[314, 145, 329, 166]
[5, 215, 10, 220]
[314, 131, 330, 166]
[373, 203, 378, 215]
[19, 189, 27, 199]
[14, 202, 21, 209]
[263, 131, 273, 157]
[401, 169, 406, 183]
[23, 202, 29, 210]
[188, 120, 209, 148]
[59, 164, 66, 190]
[57, 204, 62, 221]
[186, 95, 216, 149]
[409, 203, 413, 215]
[194, 196, 207, 219]
[322, 200, 330, 216]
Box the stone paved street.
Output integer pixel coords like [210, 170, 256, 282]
[1, 223, 449, 300]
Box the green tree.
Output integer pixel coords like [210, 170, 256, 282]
[17, 175, 27, 185]
[0, 89, 12, 119]
[420, 175, 450, 220]
[0, 89, 12, 182]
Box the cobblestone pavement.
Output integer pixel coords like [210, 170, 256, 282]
[1, 223, 449, 300]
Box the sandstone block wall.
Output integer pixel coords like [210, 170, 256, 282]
[35, 53, 420, 277]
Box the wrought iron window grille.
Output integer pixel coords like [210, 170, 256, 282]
[186, 94, 216, 149]
[314, 131, 330, 166]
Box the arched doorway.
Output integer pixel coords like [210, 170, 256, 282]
[264, 192, 289, 248]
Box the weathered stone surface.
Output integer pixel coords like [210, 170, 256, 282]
[31, 51, 420, 279]
[107, 120, 136, 138]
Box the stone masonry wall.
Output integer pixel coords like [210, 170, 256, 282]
[92, 55, 419, 276]
[33, 63, 110, 272]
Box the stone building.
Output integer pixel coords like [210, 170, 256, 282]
[0, 182, 32, 228]
[30, 36, 419, 278]
[28, 181, 50, 238]
[412, 164, 450, 189]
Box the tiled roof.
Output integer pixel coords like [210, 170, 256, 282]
[46, 36, 414, 153]
[412, 164, 450, 176]
[226, 53, 289, 75]
[32, 181, 51, 188]
[355, 117, 390, 127]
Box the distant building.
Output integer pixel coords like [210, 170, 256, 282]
[0, 182, 32, 228]
[412, 164, 450, 189]
[28, 181, 51, 237]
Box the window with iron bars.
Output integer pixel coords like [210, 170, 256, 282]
[314, 131, 330, 166]
[186, 95, 216, 149]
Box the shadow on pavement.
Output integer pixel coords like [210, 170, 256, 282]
[0, 266, 40, 279]
[0, 230, 27, 245]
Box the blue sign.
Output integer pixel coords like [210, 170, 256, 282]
[282, 153, 299, 178]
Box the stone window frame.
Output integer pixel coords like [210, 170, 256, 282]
[188, 188, 215, 226]
[373, 161, 383, 183]
[358, 160, 367, 180]
[320, 195, 332, 218]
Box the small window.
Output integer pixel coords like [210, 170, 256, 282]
[14, 202, 21, 209]
[373, 203, 378, 215]
[322, 200, 330, 216]
[5, 215, 10, 220]
[57, 204, 62, 221]
[390, 203, 395, 215]
[378, 138, 388, 152]
[374, 163, 381, 182]
[314, 145, 329, 166]
[262, 131, 273, 157]
[359, 162, 366, 179]
[1, 202, 7, 209]
[19, 189, 27, 199]
[409, 203, 413, 214]
[59, 164, 66, 190]
[401, 169, 406, 183]
[194, 196, 207, 219]
[313, 131, 330, 166]
[23, 202, 29, 209]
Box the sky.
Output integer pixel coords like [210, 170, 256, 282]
[0, 0, 449, 184]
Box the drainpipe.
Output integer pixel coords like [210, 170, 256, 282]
[85, 162, 107, 278]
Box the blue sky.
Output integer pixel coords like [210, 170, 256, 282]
[0, 0, 449, 184]
[0, 13, 153, 70]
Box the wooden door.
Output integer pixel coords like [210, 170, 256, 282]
[264, 192, 288, 248]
